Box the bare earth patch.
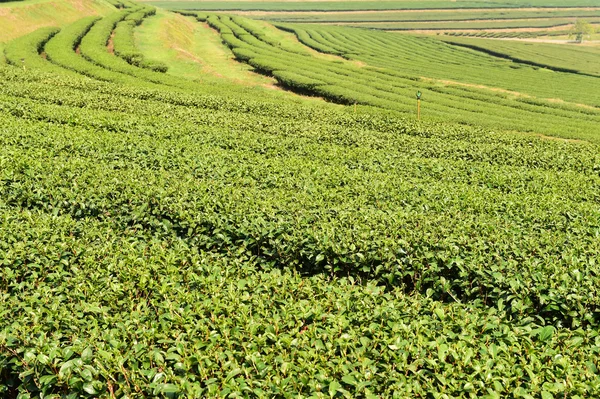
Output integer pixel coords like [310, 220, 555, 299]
[107, 31, 115, 54]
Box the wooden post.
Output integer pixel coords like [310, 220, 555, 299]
[416, 91, 422, 121]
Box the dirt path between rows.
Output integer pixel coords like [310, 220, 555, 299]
[107, 31, 115, 54]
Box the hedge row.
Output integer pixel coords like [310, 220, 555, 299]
[113, 7, 169, 73]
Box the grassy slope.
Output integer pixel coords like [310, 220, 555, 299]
[135, 10, 275, 85]
[134, 10, 332, 105]
[0, 0, 114, 43]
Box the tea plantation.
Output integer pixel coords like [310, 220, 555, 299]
[1, 1, 600, 398]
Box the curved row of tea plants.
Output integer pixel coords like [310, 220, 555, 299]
[44, 15, 148, 86]
[113, 8, 169, 72]
[3, 27, 60, 70]
[40, 10, 217, 91]
[3, 23, 306, 109]
[281, 23, 600, 108]
[78, 8, 188, 87]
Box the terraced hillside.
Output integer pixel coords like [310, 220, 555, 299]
[192, 14, 600, 141]
[2, 1, 600, 398]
